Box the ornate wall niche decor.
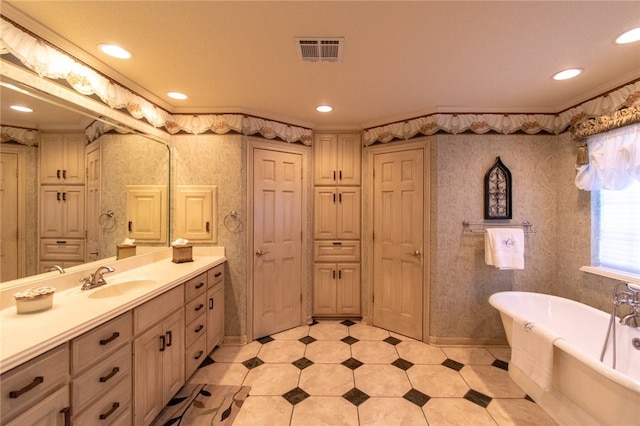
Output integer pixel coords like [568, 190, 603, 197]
[484, 156, 512, 219]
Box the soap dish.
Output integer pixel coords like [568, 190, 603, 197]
[14, 286, 56, 314]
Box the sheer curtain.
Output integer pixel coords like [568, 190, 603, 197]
[575, 123, 640, 191]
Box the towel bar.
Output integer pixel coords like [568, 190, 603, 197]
[462, 220, 535, 234]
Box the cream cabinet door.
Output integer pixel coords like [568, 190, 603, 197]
[126, 185, 167, 242]
[313, 133, 361, 185]
[133, 322, 164, 426]
[337, 134, 361, 185]
[40, 133, 85, 185]
[313, 187, 338, 239]
[4, 386, 69, 426]
[206, 283, 224, 353]
[313, 187, 360, 240]
[175, 185, 217, 242]
[312, 263, 337, 315]
[40, 186, 85, 238]
[336, 263, 360, 314]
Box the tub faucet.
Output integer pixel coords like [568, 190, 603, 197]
[80, 266, 115, 291]
[45, 265, 65, 274]
[620, 312, 639, 328]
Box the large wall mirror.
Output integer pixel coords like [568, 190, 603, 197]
[0, 66, 171, 288]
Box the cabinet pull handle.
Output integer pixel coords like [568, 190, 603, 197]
[339, 193, 342, 203]
[62, 169, 67, 179]
[339, 270, 342, 279]
[166, 331, 173, 347]
[215, 272, 222, 278]
[56, 240, 67, 244]
[57, 192, 61, 201]
[159, 335, 166, 352]
[333, 193, 336, 203]
[332, 242, 342, 245]
[194, 350, 204, 360]
[99, 402, 120, 420]
[62, 192, 66, 202]
[333, 170, 336, 180]
[57, 169, 61, 179]
[100, 332, 120, 346]
[60, 407, 71, 426]
[195, 324, 204, 333]
[195, 282, 205, 289]
[99, 367, 120, 383]
[333, 270, 336, 279]
[9, 376, 44, 398]
[206, 221, 210, 232]
[209, 298, 214, 310]
[195, 303, 204, 312]
[128, 221, 132, 232]
[339, 170, 343, 180]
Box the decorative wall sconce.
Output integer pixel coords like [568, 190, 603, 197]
[484, 156, 512, 219]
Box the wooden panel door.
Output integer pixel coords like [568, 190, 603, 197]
[39, 134, 66, 184]
[175, 185, 217, 242]
[373, 148, 424, 340]
[40, 187, 65, 238]
[336, 263, 360, 314]
[253, 148, 302, 338]
[313, 134, 338, 185]
[313, 263, 337, 315]
[62, 133, 85, 185]
[1, 151, 19, 281]
[337, 186, 361, 239]
[126, 185, 167, 242]
[313, 187, 337, 239]
[62, 186, 85, 239]
[337, 134, 361, 185]
[133, 322, 164, 426]
[162, 310, 185, 405]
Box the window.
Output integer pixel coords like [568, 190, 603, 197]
[596, 180, 640, 275]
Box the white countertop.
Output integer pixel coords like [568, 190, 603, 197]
[0, 250, 225, 374]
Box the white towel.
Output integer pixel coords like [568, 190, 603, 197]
[485, 228, 525, 270]
[510, 317, 561, 391]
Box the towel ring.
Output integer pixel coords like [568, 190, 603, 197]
[223, 210, 241, 231]
[99, 210, 117, 231]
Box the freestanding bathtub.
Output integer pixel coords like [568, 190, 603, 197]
[489, 291, 640, 426]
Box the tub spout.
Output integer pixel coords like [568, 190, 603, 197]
[620, 313, 639, 328]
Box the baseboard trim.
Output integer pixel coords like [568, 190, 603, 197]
[223, 335, 248, 346]
[428, 335, 508, 347]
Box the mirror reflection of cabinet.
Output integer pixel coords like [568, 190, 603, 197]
[126, 185, 168, 243]
[39, 133, 85, 185]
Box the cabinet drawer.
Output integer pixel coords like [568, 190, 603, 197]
[72, 312, 132, 373]
[72, 344, 131, 412]
[185, 333, 207, 380]
[72, 374, 131, 425]
[1, 344, 69, 422]
[185, 293, 207, 324]
[185, 313, 206, 348]
[4, 385, 69, 426]
[207, 263, 224, 288]
[134, 285, 184, 333]
[314, 241, 361, 262]
[40, 238, 85, 261]
[184, 272, 207, 301]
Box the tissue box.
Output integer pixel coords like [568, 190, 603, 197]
[117, 244, 137, 260]
[14, 286, 55, 314]
[172, 245, 193, 263]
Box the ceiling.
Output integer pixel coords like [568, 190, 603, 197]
[3, 1, 640, 131]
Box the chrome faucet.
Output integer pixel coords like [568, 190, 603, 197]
[614, 283, 640, 328]
[80, 266, 115, 291]
[45, 265, 65, 274]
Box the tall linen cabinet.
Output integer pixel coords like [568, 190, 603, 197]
[312, 133, 362, 317]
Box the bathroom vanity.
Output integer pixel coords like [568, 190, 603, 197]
[0, 248, 225, 425]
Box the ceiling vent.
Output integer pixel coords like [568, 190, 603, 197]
[295, 38, 344, 62]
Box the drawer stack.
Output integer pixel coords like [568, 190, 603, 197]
[184, 272, 209, 378]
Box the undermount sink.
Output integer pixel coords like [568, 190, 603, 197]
[87, 279, 158, 299]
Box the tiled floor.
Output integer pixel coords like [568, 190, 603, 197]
[188, 320, 558, 425]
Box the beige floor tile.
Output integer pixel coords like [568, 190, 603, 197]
[349, 323, 390, 341]
[351, 340, 399, 364]
[233, 395, 293, 426]
[390, 331, 419, 342]
[308, 322, 350, 340]
[488, 399, 558, 425]
[210, 341, 262, 362]
[358, 397, 429, 426]
[354, 364, 412, 397]
[441, 347, 497, 365]
[243, 363, 301, 395]
[305, 340, 352, 363]
[459, 365, 526, 398]
[422, 398, 497, 426]
[396, 341, 447, 364]
[299, 363, 354, 396]
[487, 346, 512, 362]
[188, 362, 248, 386]
[258, 340, 307, 363]
[271, 325, 311, 340]
[407, 365, 470, 397]
[290, 396, 359, 426]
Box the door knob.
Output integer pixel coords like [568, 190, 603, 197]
[256, 249, 270, 256]
[407, 249, 422, 257]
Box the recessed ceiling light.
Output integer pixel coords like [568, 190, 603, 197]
[616, 27, 640, 44]
[167, 92, 188, 100]
[552, 68, 583, 81]
[98, 44, 132, 59]
[316, 105, 333, 112]
[10, 105, 33, 113]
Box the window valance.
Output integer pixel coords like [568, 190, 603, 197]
[575, 123, 640, 191]
[0, 125, 39, 146]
